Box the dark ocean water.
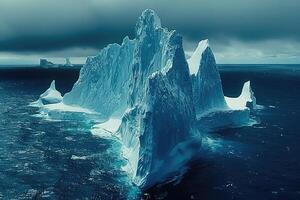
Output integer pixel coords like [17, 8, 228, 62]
[0, 65, 299, 200]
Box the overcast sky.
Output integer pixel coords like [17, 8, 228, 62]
[0, 0, 300, 64]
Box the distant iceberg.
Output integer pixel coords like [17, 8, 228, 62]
[33, 9, 258, 189]
[64, 58, 74, 67]
[39, 59, 60, 68]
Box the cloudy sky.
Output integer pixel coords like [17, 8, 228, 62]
[0, 0, 300, 64]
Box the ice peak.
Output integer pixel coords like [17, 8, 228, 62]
[199, 39, 209, 47]
[50, 80, 56, 90]
[241, 81, 251, 95]
[188, 39, 210, 75]
[240, 81, 256, 104]
[135, 9, 161, 37]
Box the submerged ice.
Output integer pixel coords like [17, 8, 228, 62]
[33, 9, 258, 189]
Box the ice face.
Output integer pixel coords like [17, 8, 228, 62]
[128, 10, 179, 107]
[118, 32, 196, 187]
[63, 37, 136, 118]
[190, 40, 228, 114]
[188, 39, 209, 75]
[225, 81, 257, 110]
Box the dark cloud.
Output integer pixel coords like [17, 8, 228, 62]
[0, 0, 299, 57]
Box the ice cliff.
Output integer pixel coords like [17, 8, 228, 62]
[64, 58, 73, 67]
[189, 40, 257, 130]
[63, 36, 135, 118]
[188, 40, 228, 114]
[35, 9, 258, 189]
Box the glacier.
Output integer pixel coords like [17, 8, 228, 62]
[32, 9, 258, 189]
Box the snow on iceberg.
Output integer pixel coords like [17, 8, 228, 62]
[225, 81, 257, 110]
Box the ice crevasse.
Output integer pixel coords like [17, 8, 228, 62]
[33, 9, 258, 188]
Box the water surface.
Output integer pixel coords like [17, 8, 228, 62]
[0, 65, 299, 199]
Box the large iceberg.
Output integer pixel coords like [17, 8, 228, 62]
[33, 9, 258, 188]
[117, 15, 197, 186]
[63, 9, 199, 187]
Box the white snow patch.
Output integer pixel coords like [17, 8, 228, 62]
[225, 81, 256, 110]
[188, 39, 209, 75]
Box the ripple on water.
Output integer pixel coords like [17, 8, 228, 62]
[0, 81, 140, 199]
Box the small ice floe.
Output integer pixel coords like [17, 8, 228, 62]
[65, 136, 75, 141]
[71, 155, 88, 160]
[253, 126, 267, 129]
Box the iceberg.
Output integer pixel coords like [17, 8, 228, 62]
[189, 40, 228, 114]
[62, 9, 200, 188]
[40, 59, 59, 68]
[64, 58, 74, 67]
[225, 81, 257, 110]
[33, 9, 258, 189]
[35, 80, 63, 105]
[31, 80, 100, 121]
[117, 21, 197, 186]
[189, 40, 257, 130]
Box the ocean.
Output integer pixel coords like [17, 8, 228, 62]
[0, 65, 299, 199]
